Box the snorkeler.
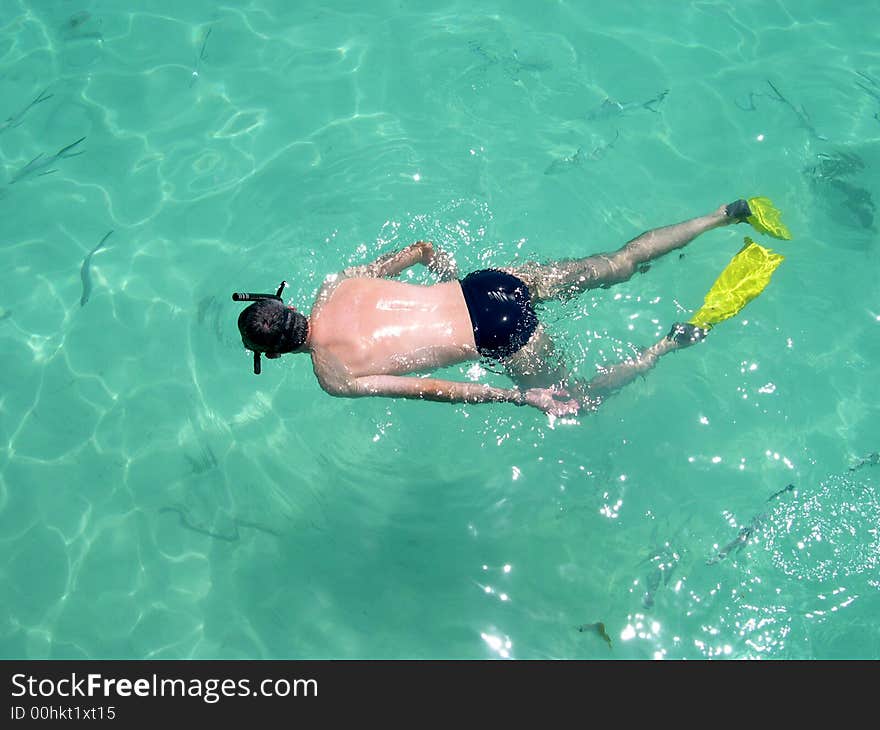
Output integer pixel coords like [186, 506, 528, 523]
[232, 197, 791, 417]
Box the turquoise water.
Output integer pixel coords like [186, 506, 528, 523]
[1, 0, 878, 660]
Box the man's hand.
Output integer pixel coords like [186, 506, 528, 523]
[524, 386, 580, 417]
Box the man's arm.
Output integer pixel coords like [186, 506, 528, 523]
[343, 241, 459, 281]
[312, 347, 579, 415]
[327, 373, 528, 407]
[322, 373, 578, 415]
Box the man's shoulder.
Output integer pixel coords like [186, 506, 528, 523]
[321, 266, 377, 290]
[313, 271, 347, 305]
[311, 270, 372, 315]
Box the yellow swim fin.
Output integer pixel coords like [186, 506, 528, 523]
[689, 237, 784, 330]
[745, 196, 792, 240]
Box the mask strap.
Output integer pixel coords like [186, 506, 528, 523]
[232, 280, 287, 302]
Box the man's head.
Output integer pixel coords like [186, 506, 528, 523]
[237, 298, 309, 373]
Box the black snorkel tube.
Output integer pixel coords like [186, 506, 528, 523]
[232, 281, 287, 375]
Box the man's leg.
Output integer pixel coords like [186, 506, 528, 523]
[507, 323, 706, 413]
[569, 323, 705, 410]
[503, 203, 743, 302]
[503, 322, 701, 403]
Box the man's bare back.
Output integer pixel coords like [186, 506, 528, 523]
[309, 277, 478, 378]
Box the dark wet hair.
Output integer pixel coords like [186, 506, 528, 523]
[232, 281, 309, 375]
[237, 299, 308, 356]
[232, 281, 308, 374]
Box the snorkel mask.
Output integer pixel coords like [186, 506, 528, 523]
[232, 281, 287, 375]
